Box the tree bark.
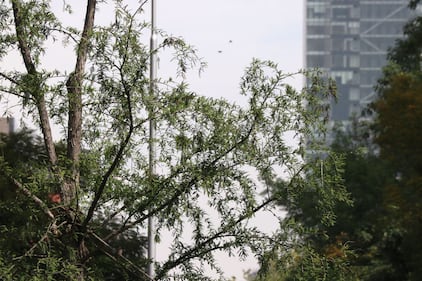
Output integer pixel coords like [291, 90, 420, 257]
[65, 2, 97, 279]
[64, 0, 97, 206]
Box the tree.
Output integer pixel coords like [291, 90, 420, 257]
[0, 129, 149, 280]
[0, 129, 60, 278]
[251, 131, 359, 281]
[324, 123, 409, 281]
[371, 2, 422, 277]
[371, 72, 422, 281]
[373, 73, 422, 176]
[409, 0, 421, 10]
[385, 0, 422, 73]
[252, 2, 422, 279]
[251, 119, 416, 281]
[242, 123, 364, 281]
[0, 1, 340, 280]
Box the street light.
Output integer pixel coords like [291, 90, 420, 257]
[148, 0, 157, 278]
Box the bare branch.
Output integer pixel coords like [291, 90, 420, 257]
[103, 171, 199, 242]
[89, 232, 153, 280]
[81, 131, 133, 228]
[11, 1, 35, 74]
[9, 176, 55, 221]
[13, 231, 49, 261]
[99, 205, 127, 229]
[0, 71, 19, 85]
[12, 220, 66, 261]
[47, 26, 79, 44]
[0, 86, 30, 100]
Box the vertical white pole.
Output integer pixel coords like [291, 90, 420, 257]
[148, 0, 157, 278]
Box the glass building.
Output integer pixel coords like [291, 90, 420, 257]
[305, 0, 416, 124]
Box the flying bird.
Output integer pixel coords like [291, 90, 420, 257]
[218, 40, 233, 53]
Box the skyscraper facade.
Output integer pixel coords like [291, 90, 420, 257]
[305, 0, 416, 124]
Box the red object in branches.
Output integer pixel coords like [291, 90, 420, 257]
[48, 193, 61, 204]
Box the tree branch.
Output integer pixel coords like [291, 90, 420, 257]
[7, 176, 55, 221]
[47, 26, 79, 44]
[82, 59, 134, 228]
[82, 125, 133, 229]
[0, 71, 19, 85]
[0, 86, 29, 100]
[102, 114, 262, 242]
[156, 198, 275, 278]
[89, 231, 153, 280]
[11, 0, 58, 168]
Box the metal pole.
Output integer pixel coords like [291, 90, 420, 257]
[148, 0, 157, 278]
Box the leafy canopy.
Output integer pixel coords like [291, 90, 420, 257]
[0, 1, 341, 280]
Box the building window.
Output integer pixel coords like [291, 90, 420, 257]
[307, 55, 328, 67]
[349, 55, 360, 67]
[349, 88, 360, 101]
[307, 4, 328, 19]
[331, 38, 346, 51]
[332, 24, 346, 34]
[348, 22, 360, 34]
[331, 71, 353, 84]
[308, 38, 329, 51]
[350, 6, 360, 19]
[332, 7, 349, 19]
[307, 25, 328, 34]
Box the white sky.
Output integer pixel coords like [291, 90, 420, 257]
[158, 0, 304, 101]
[1, 1, 304, 280]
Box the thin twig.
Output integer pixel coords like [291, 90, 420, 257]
[47, 26, 79, 43]
[0, 71, 19, 85]
[9, 177, 55, 221]
[13, 232, 49, 261]
[90, 232, 153, 280]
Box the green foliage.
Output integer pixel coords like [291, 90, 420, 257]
[371, 74, 422, 281]
[254, 246, 357, 281]
[373, 74, 422, 176]
[372, 6, 422, 277]
[0, 1, 340, 280]
[254, 119, 411, 280]
[269, 38, 422, 281]
[0, 130, 81, 280]
[409, 0, 421, 10]
[0, 129, 148, 280]
[253, 149, 353, 280]
[387, 17, 422, 73]
[386, 0, 422, 73]
[254, 2, 422, 279]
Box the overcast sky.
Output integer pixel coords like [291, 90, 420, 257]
[158, 0, 305, 101]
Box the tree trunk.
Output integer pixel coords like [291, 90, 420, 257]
[64, 0, 97, 207]
[65, 2, 97, 280]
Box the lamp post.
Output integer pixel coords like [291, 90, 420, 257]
[148, 0, 157, 278]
